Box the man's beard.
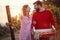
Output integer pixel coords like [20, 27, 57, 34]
[35, 8, 40, 12]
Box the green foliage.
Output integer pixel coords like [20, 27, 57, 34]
[11, 15, 21, 30]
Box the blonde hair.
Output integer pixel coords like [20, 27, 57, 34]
[22, 5, 28, 16]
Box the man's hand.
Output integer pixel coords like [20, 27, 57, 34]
[33, 21, 36, 25]
[52, 25, 56, 33]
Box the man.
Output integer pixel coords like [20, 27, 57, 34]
[32, 1, 56, 40]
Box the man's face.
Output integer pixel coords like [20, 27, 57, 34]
[34, 4, 41, 12]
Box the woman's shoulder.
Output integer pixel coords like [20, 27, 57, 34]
[20, 15, 27, 19]
[19, 14, 23, 19]
[29, 15, 32, 18]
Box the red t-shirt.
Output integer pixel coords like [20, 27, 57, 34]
[32, 9, 56, 29]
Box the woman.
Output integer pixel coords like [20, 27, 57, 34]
[19, 5, 32, 40]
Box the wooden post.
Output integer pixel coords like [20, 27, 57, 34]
[6, 5, 15, 40]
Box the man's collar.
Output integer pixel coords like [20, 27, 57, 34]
[39, 8, 45, 12]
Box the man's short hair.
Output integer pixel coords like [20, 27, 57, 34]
[33, 1, 42, 7]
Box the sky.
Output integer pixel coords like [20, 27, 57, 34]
[0, 0, 43, 23]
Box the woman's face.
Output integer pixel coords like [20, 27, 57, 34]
[26, 6, 30, 12]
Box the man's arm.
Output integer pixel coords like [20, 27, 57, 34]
[49, 10, 57, 30]
[31, 13, 37, 29]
